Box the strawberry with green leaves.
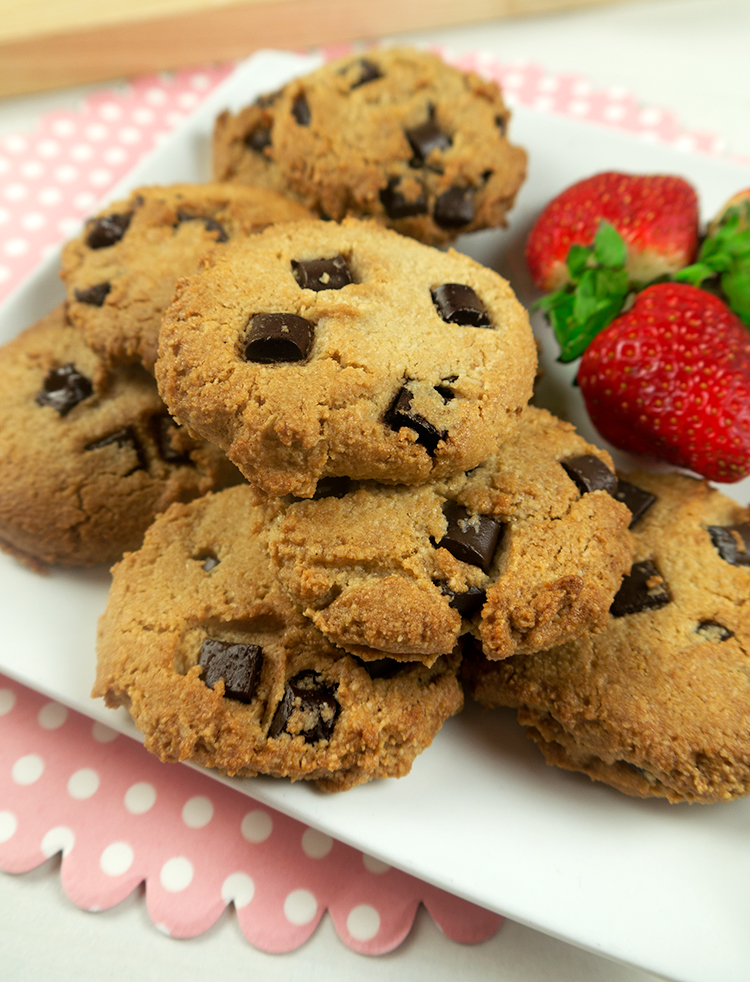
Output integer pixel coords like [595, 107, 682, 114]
[577, 282, 750, 483]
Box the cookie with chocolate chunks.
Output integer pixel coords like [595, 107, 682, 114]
[263, 406, 633, 663]
[0, 305, 240, 569]
[60, 183, 311, 372]
[463, 470, 750, 804]
[156, 217, 537, 497]
[212, 47, 527, 246]
[93, 485, 463, 791]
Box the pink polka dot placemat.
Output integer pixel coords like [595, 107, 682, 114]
[0, 45, 740, 954]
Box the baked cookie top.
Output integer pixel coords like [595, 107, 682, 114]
[156, 217, 537, 497]
[60, 183, 311, 371]
[0, 305, 240, 569]
[264, 406, 633, 663]
[464, 470, 750, 804]
[93, 484, 463, 792]
[212, 47, 527, 246]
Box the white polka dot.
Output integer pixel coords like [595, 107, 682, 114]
[89, 168, 113, 187]
[177, 92, 198, 109]
[283, 888, 318, 925]
[21, 211, 47, 231]
[67, 768, 100, 800]
[37, 701, 67, 729]
[99, 102, 123, 121]
[92, 721, 118, 742]
[221, 872, 255, 908]
[639, 107, 664, 126]
[346, 904, 380, 941]
[0, 811, 18, 843]
[241, 809, 272, 843]
[165, 111, 185, 127]
[4, 183, 28, 201]
[672, 134, 698, 153]
[100, 841, 134, 876]
[502, 72, 524, 89]
[146, 88, 167, 105]
[57, 217, 82, 237]
[54, 165, 78, 183]
[84, 123, 108, 141]
[537, 75, 560, 92]
[533, 96, 555, 114]
[52, 119, 76, 138]
[190, 73, 210, 90]
[0, 689, 16, 716]
[362, 854, 390, 874]
[41, 826, 74, 858]
[118, 127, 141, 145]
[603, 103, 627, 122]
[20, 160, 44, 179]
[70, 143, 94, 162]
[160, 856, 193, 892]
[36, 139, 60, 158]
[103, 147, 127, 166]
[4, 238, 29, 257]
[124, 781, 156, 814]
[0, 207, 9, 226]
[38, 187, 62, 206]
[301, 828, 333, 859]
[181, 796, 213, 829]
[73, 192, 96, 210]
[132, 107, 155, 125]
[572, 79, 592, 96]
[0, 157, 9, 175]
[12, 754, 44, 785]
[4, 134, 28, 153]
[568, 99, 591, 116]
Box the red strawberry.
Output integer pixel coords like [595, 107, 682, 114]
[526, 172, 699, 291]
[577, 282, 750, 483]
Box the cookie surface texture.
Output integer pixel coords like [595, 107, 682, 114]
[212, 47, 527, 245]
[264, 407, 633, 661]
[0, 305, 240, 569]
[156, 217, 537, 497]
[60, 183, 311, 371]
[464, 471, 750, 804]
[93, 485, 463, 791]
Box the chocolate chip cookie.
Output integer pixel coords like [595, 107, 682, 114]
[156, 217, 537, 497]
[93, 484, 463, 791]
[0, 305, 240, 569]
[212, 47, 527, 246]
[464, 471, 750, 804]
[264, 407, 633, 663]
[60, 183, 311, 371]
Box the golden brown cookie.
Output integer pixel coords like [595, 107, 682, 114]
[60, 183, 311, 371]
[264, 407, 633, 664]
[464, 471, 750, 804]
[93, 484, 463, 791]
[212, 47, 527, 246]
[0, 305, 240, 569]
[156, 217, 537, 497]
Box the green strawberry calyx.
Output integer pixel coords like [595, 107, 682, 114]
[533, 221, 631, 363]
[674, 199, 750, 326]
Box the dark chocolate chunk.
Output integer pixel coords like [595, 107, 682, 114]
[350, 58, 382, 89]
[406, 110, 451, 165]
[245, 124, 272, 153]
[379, 177, 428, 219]
[696, 619, 733, 642]
[198, 638, 263, 703]
[84, 427, 148, 475]
[494, 114, 507, 137]
[35, 363, 93, 416]
[152, 414, 192, 465]
[74, 281, 111, 306]
[431, 284, 491, 327]
[243, 313, 314, 363]
[256, 89, 281, 109]
[86, 211, 132, 249]
[385, 388, 444, 454]
[353, 657, 412, 680]
[439, 582, 487, 617]
[175, 211, 228, 243]
[196, 552, 220, 572]
[561, 455, 618, 496]
[268, 670, 340, 743]
[292, 93, 311, 126]
[434, 376, 457, 403]
[433, 186, 474, 229]
[437, 503, 503, 573]
[610, 559, 671, 617]
[291, 254, 352, 291]
[708, 524, 750, 567]
[613, 479, 657, 527]
[312, 477, 358, 500]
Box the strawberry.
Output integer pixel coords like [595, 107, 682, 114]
[526, 171, 700, 291]
[577, 282, 750, 483]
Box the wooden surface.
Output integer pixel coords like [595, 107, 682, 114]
[0, 0, 621, 98]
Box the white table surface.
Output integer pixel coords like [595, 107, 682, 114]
[1, 1, 749, 979]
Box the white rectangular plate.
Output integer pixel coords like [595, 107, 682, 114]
[2, 50, 750, 982]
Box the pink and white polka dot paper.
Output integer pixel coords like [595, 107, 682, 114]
[0, 672, 502, 953]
